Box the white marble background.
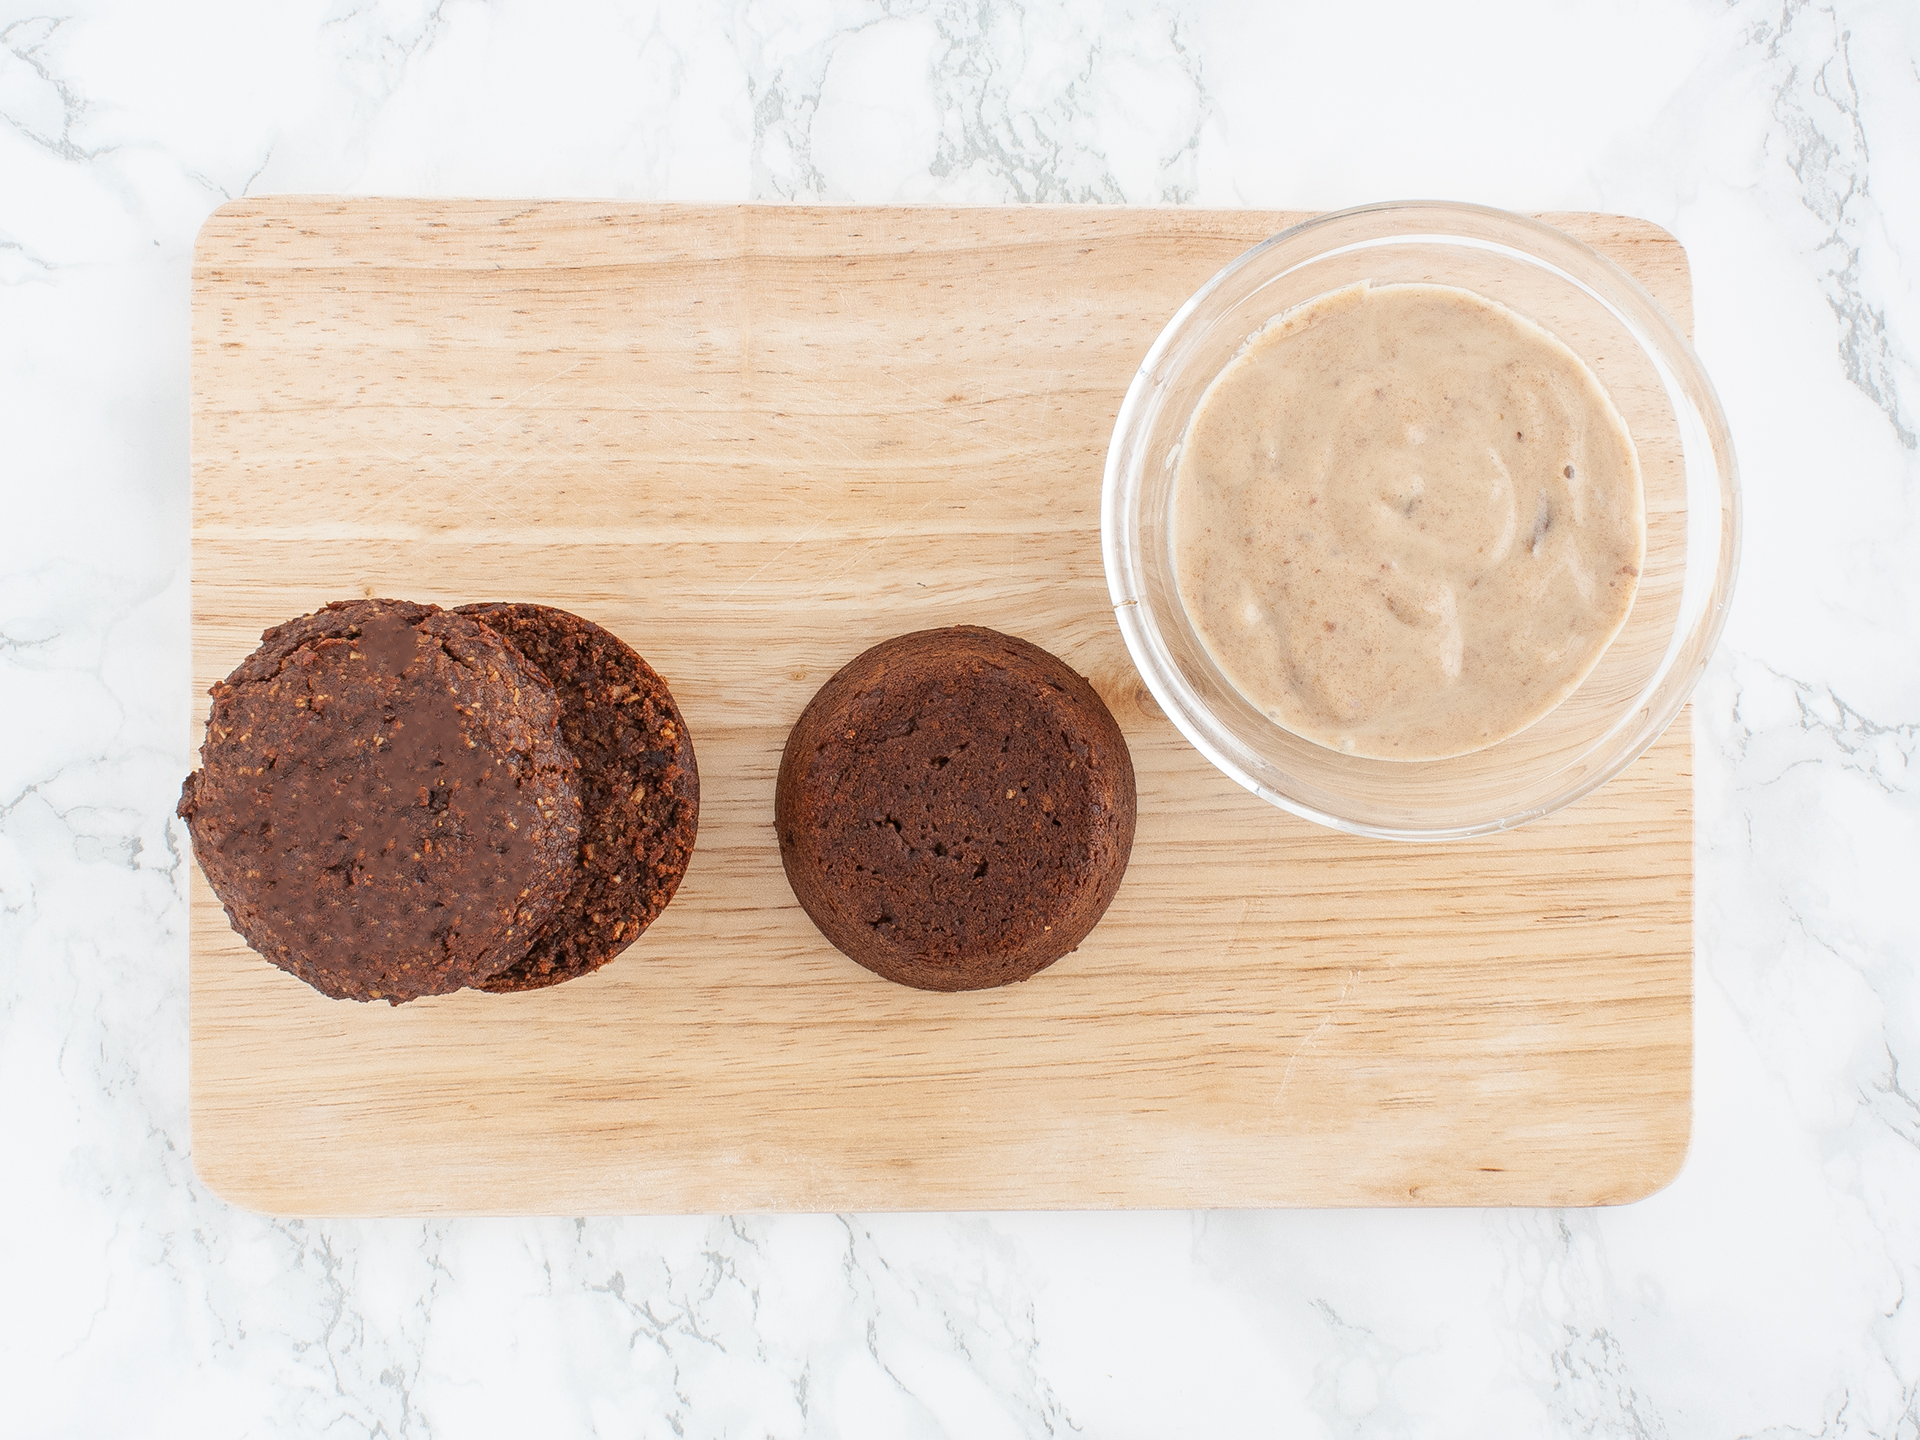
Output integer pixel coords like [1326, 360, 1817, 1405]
[2, 0, 1916, 1433]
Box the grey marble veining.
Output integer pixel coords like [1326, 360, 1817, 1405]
[2, 0, 1917, 1434]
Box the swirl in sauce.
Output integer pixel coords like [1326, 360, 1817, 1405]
[1173, 282, 1644, 760]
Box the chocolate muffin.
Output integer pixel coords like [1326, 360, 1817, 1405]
[455, 603, 699, 991]
[178, 599, 582, 1003]
[776, 626, 1136, 992]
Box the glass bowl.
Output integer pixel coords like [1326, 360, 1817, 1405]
[1101, 201, 1740, 840]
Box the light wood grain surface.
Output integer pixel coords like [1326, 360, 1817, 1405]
[189, 202, 1692, 1213]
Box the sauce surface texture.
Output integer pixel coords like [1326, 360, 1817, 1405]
[1172, 282, 1645, 760]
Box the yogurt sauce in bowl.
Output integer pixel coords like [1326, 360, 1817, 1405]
[1172, 281, 1645, 761]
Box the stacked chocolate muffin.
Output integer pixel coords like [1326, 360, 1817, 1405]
[179, 598, 698, 1004]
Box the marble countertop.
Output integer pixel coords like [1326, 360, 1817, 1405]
[3, 0, 1916, 1433]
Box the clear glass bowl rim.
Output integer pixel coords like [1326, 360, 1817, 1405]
[1100, 199, 1742, 841]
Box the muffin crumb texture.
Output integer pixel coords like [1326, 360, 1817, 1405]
[776, 625, 1136, 992]
[179, 598, 697, 1003]
[178, 598, 581, 1003]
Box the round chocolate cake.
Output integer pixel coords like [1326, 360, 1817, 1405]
[177, 599, 582, 1003]
[456, 603, 699, 992]
[775, 625, 1137, 992]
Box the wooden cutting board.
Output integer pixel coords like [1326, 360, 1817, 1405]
[189, 201, 1692, 1214]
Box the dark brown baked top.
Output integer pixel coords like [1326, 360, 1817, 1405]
[178, 599, 582, 1003]
[455, 603, 699, 992]
[775, 626, 1136, 992]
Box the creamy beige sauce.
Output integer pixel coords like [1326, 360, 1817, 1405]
[1173, 282, 1644, 760]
